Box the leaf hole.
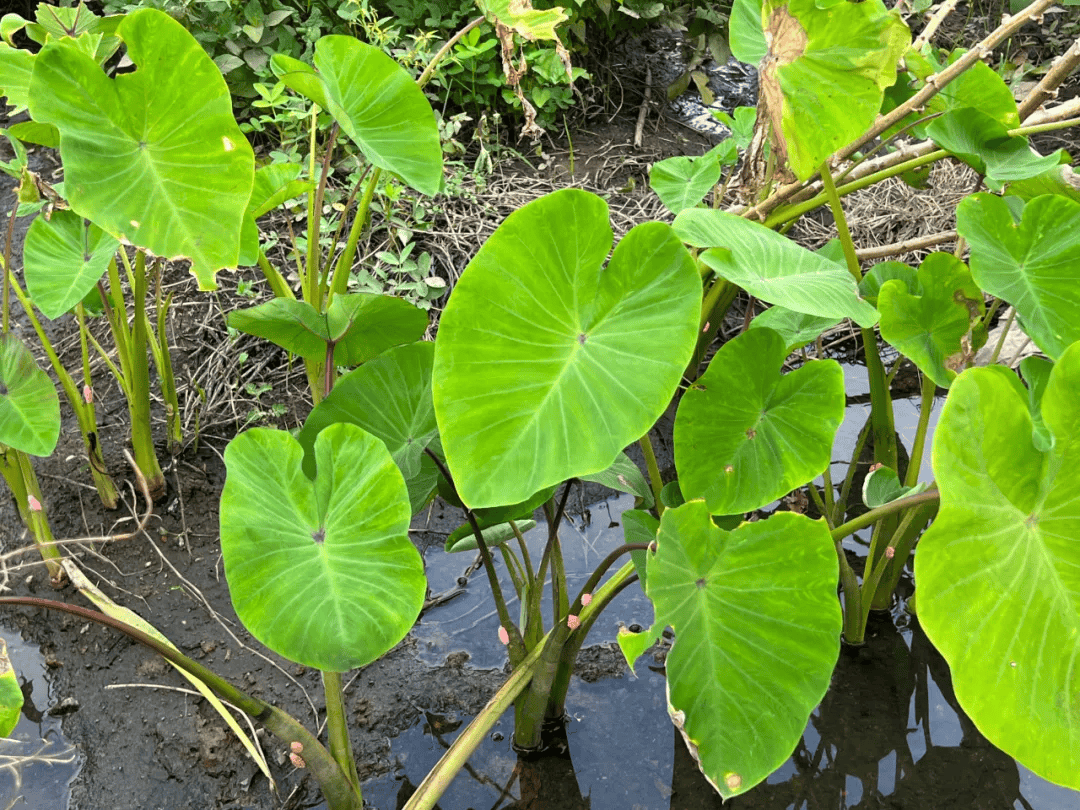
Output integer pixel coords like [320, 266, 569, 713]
[746, 428, 757, 439]
[311, 527, 326, 544]
[0, 382, 7, 396]
[577, 333, 587, 345]
[695, 577, 706, 589]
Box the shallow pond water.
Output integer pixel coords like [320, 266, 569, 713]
[360, 376, 1079, 810]
[0, 630, 81, 808]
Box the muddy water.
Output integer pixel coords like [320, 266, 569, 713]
[0, 631, 80, 807]
[362, 378, 1079, 809]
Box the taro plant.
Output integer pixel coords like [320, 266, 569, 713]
[0, 4, 257, 502]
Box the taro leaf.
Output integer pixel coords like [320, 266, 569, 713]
[433, 188, 700, 508]
[753, 0, 909, 180]
[660, 480, 685, 510]
[0, 638, 21, 738]
[649, 152, 721, 214]
[1005, 165, 1080, 206]
[27, 9, 254, 290]
[675, 328, 845, 515]
[23, 209, 119, 319]
[928, 109, 1063, 189]
[444, 519, 537, 553]
[227, 294, 427, 365]
[674, 208, 879, 327]
[220, 424, 425, 672]
[0, 333, 60, 456]
[748, 305, 840, 352]
[956, 193, 1080, 360]
[249, 163, 313, 219]
[579, 451, 654, 508]
[274, 37, 442, 196]
[298, 342, 437, 485]
[729, 0, 768, 64]
[623, 508, 660, 590]
[0, 43, 33, 112]
[915, 345, 1080, 789]
[858, 260, 915, 306]
[876, 252, 984, 388]
[861, 465, 926, 508]
[619, 502, 840, 798]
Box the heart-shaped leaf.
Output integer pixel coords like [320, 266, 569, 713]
[298, 342, 438, 503]
[675, 328, 845, 514]
[861, 465, 927, 508]
[956, 193, 1080, 360]
[274, 36, 442, 196]
[433, 188, 700, 508]
[23, 209, 119, 319]
[28, 9, 254, 289]
[249, 162, 314, 220]
[227, 294, 427, 365]
[752, 0, 909, 180]
[620, 502, 840, 798]
[649, 152, 721, 214]
[915, 344, 1080, 790]
[0, 333, 60, 456]
[220, 424, 424, 672]
[928, 109, 1063, 189]
[674, 208, 879, 327]
[877, 252, 984, 388]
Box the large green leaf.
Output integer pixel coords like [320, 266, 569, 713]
[877, 252, 984, 389]
[580, 451, 654, 508]
[274, 36, 442, 196]
[220, 424, 424, 672]
[956, 193, 1080, 360]
[675, 328, 845, 514]
[23, 209, 119, 319]
[755, 0, 909, 180]
[298, 342, 438, 495]
[620, 502, 840, 798]
[433, 189, 700, 508]
[928, 109, 1063, 189]
[0, 333, 60, 457]
[227, 294, 427, 365]
[915, 344, 1080, 789]
[674, 209, 879, 327]
[27, 9, 254, 289]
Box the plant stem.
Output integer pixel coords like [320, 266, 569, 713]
[416, 16, 485, 90]
[0, 596, 362, 810]
[832, 536, 862, 643]
[3, 271, 118, 509]
[833, 416, 872, 525]
[402, 637, 545, 810]
[0, 448, 63, 582]
[256, 249, 295, 300]
[322, 670, 360, 795]
[638, 432, 664, 515]
[989, 306, 1016, 365]
[327, 167, 382, 300]
[819, 165, 897, 472]
[149, 260, 182, 452]
[905, 373, 937, 489]
[830, 489, 939, 543]
[129, 251, 166, 500]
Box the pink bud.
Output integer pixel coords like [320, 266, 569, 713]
[581, 593, 592, 607]
[885, 546, 895, 559]
[289, 752, 306, 769]
[702, 322, 710, 333]
[498, 626, 510, 645]
[290, 741, 303, 754]
[82, 385, 93, 404]
[27, 495, 42, 512]
[567, 615, 580, 630]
